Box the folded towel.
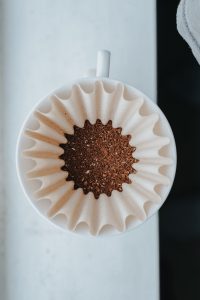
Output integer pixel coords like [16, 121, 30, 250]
[177, 0, 200, 64]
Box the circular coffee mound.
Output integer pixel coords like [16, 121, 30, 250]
[59, 119, 138, 199]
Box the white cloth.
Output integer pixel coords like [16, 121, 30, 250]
[177, 0, 200, 64]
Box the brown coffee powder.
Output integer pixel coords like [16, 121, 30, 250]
[59, 119, 138, 199]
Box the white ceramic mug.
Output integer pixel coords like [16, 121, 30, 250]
[16, 50, 177, 236]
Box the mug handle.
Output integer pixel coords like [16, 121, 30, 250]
[96, 49, 111, 78]
[84, 49, 111, 78]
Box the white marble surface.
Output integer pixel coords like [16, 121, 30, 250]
[0, 1, 6, 296]
[1, 0, 159, 299]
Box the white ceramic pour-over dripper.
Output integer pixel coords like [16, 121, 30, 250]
[16, 50, 177, 237]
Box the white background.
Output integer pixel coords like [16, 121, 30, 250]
[0, 0, 159, 299]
